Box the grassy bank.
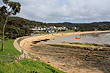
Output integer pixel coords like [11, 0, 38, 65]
[0, 40, 21, 56]
[0, 40, 65, 73]
[0, 40, 21, 63]
[56, 30, 74, 33]
[0, 59, 65, 73]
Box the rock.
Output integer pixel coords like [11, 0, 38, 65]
[48, 61, 50, 63]
[35, 57, 40, 61]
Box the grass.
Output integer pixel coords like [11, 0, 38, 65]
[64, 30, 75, 33]
[17, 38, 21, 43]
[0, 40, 21, 56]
[0, 40, 21, 62]
[0, 58, 65, 73]
[56, 30, 75, 33]
[0, 40, 65, 73]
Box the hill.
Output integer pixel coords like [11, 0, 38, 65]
[50, 21, 110, 31]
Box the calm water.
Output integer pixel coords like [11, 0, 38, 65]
[44, 32, 110, 45]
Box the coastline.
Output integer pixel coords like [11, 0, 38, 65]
[19, 30, 110, 73]
[20, 30, 110, 52]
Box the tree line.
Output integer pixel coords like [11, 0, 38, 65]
[51, 22, 110, 31]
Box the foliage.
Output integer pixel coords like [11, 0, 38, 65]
[51, 22, 110, 31]
[1, 0, 21, 15]
[0, 0, 21, 51]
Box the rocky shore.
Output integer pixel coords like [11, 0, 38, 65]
[19, 30, 110, 73]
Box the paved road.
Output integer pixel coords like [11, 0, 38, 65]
[13, 38, 31, 59]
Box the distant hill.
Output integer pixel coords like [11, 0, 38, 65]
[50, 21, 110, 31]
[9, 17, 110, 28]
[6, 16, 110, 31]
[50, 21, 110, 27]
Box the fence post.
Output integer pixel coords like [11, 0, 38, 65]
[14, 55, 16, 62]
[19, 56, 22, 61]
[7, 53, 9, 63]
[18, 56, 19, 62]
[22, 49, 24, 58]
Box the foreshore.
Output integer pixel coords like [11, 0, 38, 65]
[20, 30, 110, 51]
[19, 30, 110, 73]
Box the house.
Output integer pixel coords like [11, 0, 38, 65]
[57, 27, 62, 30]
[57, 26, 68, 30]
[49, 26, 57, 30]
[72, 27, 77, 30]
[46, 30, 51, 33]
[31, 26, 47, 34]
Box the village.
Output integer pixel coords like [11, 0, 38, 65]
[31, 26, 75, 34]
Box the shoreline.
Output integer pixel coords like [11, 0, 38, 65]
[20, 30, 110, 51]
[19, 30, 110, 73]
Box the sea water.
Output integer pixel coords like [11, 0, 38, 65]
[44, 32, 110, 45]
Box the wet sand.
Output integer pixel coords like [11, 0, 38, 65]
[20, 30, 110, 73]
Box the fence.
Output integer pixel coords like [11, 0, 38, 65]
[0, 53, 27, 63]
[0, 53, 37, 63]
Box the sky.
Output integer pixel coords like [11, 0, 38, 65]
[1, 0, 110, 23]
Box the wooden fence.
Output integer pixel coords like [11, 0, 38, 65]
[0, 53, 32, 63]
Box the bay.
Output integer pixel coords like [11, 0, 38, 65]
[44, 32, 110, 45]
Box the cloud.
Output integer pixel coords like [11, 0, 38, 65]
[0, 0, 3, 6]
[6, 0, 110, 23]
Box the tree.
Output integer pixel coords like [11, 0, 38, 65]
[0, 0, 21, 51]
[6, 26, 19, 39]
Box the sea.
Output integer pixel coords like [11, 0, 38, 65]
[44, 32, 110, 45]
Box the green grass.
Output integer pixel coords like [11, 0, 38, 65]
[0, 58, 65, 73]
[0, 40, 65, 73]
[17, 38, 21, 43]
[64, 30, 75, 33]
[0, 40, 21, 56]
[0, 40, 21, 62]
[57, 30, 74, 33]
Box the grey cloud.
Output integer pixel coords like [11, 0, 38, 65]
[11, 0, 110, 23]
[0, 1, 3, 6]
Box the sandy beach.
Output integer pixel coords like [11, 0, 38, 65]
[20, 30, 110, 52]
[20, 30, 110, 73]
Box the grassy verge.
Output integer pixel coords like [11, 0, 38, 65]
[0, 40, 65, 73]
[57, 30, 74, 33]
[17, 38, 21, 43]
[0, 40, 21, 62]
[0, 58, 65, 73]
[0, 40, 21, 56]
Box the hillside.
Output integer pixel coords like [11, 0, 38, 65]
[51, 22, 110, 31]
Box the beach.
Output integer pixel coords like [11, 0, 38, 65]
[20, 30, 110, 52]
[20, 30, 110, 73]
